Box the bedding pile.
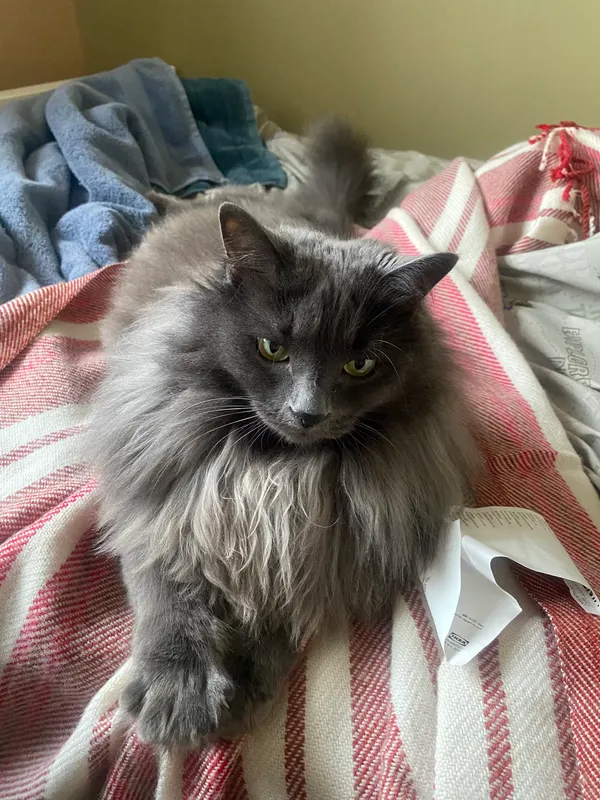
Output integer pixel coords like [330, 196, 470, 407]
[0, 59, 285, 303]
[1, 126, 599, 799]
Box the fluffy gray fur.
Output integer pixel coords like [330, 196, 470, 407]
[91, 117, 476, 748]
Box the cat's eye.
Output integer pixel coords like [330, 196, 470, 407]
[258, 338, 289, 362]
[343, 358, 376, 377]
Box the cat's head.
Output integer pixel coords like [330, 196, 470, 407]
[191, 203, 458, 446]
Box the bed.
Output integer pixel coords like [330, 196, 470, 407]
[0, 62, 599, 800]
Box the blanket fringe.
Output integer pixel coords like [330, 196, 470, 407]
[529, 121, 600, 238]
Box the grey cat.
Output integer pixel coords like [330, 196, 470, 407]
[91, 118, 476, 748]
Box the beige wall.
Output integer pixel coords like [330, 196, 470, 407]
[0, 0, 84, 91]
[76, 0, 600, 158]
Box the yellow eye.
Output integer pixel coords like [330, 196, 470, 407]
[258, 338, 289, 362]
[343, 358, 376, 377]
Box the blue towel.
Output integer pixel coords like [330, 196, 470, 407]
[0, 58, 225, 302]
[181, 78, 287, 196]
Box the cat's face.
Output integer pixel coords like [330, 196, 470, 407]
[194, 204, 457, 446]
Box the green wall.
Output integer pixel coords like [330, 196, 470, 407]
[75, 0, 598, 159]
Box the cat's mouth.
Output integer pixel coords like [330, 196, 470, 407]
[250, 404, 354, 445]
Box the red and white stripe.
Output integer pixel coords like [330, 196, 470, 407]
[1, 124, 600, 799]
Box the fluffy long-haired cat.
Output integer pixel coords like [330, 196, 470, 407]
[92, 118, 475, 748]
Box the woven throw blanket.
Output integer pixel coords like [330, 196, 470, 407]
[1, 125, 600, 800]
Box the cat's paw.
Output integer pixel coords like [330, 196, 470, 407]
[123, 657, 234, 748]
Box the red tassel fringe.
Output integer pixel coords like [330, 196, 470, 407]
[529, 121, 600, 238]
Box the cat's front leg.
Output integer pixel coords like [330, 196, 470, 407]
[121, 560, 234, 748]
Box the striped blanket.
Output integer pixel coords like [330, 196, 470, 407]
[1, 125, 600, 800]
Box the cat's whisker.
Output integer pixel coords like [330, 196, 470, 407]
[186, 405, 251, 414]
[167, 410, 253, 433]
[233, 421, 263, 451]
[357, 419, 401, 455]
[203, 415, 258, 442]
[188, 409, 252, 422]
[378, 339, 412, 360]
[351, 429, 389, 469]
[204, 415, 260, 461]
[370, 346, 409, 412]
[248, 424, 268, 450]
[178, 400, 250, 414]
[364, 302, 399, 329]
[176, 406, 251, 422]
[348, 419, 390, 460]
[258, 427, 268, 452]
[371, 346, 403, 387]
[183, 396, 249, 407]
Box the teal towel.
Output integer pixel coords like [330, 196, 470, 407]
[181, 77, 287, 195]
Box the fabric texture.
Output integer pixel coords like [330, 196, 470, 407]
[1, 131, 600, 799]
[0, 58, 224, 303]
[182, 78, 287, 194]
[500, 239, 600, 494]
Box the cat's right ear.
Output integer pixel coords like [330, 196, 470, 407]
[219, 202, 281, 283]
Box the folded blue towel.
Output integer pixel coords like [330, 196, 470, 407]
[0, 58, 225, 302]
[181, 77, 287, 195]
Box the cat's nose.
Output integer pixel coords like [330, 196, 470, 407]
[289, 407, 327, 429]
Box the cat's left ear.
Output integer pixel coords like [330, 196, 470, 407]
[386, 252, 458, 299]
[219, 202, 281, 283]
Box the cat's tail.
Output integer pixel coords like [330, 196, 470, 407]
[288, 116, 377, 236]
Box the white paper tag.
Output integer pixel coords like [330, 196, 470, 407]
[565, 580, 600, 614]
[422, 507, 600, 666]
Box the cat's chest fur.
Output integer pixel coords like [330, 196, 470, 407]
[171, 432, 441, 645]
